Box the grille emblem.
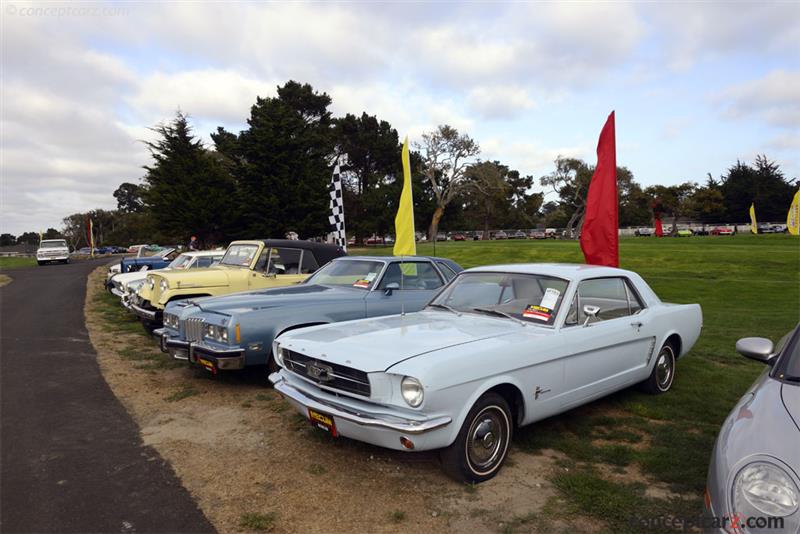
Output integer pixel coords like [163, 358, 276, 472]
[307, 361, 334, 382]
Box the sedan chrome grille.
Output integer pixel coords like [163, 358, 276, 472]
[284, 350, 370, 397]
[184, 317, 205, 342]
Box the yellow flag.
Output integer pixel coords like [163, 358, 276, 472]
[393, 136, 416, 256]
[787, 190, 799, 236]
[749, 203, 757, 234]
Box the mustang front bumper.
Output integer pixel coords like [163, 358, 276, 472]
[157, 329, 245, 370]
[270, 371, 453, 451]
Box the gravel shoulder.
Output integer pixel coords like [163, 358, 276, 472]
[85, 266, 602, 533]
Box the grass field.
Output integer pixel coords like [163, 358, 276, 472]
[356, 234, 799, 531]
[0, 257, 37, 269]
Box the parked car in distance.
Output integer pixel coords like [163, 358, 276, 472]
[634, 227, 653, 237]
[511, 230, 527, 239]
[158, 256, 463, 373]
[529, 230, 546, 239]
[705, 324, 800, 534]
[676, 229, 693, 237]
[108, 250, 224, 307]
[692, 227, 710, 236]
[36, 239, 70, 265]
[271, 263, 702, 482]
[452, 234, 466, 241]
[710, 227, 734, 236]
[130, 240, 345, 327]
[544, 228, 558, 239]
[494, 231, 508, 240]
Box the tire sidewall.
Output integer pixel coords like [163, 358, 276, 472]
[654, 345, 676, 392]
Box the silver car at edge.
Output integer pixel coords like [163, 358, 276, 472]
[705, 324, 800, 534]
[270, 263, 702, 483]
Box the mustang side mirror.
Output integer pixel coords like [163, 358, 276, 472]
[582, 305, 600, 327]
[384, 282, 400, 296]
[736, 337, 776, 365]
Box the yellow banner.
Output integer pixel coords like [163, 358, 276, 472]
[788, 190, 799, 236]
[749, 203, 757, 234]
[393, 136, 416, 257]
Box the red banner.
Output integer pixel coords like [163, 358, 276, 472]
[580, 112, 618, 267]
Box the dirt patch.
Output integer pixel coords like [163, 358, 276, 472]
[84, 267, 563, 533]
[0, 274, 12, 287]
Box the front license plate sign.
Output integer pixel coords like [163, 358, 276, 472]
[198, 357, 217, 374]
[308, 408, 337, 437]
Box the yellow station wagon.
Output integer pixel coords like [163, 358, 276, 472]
[130, 239, 346, 327]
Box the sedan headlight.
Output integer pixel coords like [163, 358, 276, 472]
[401, 376, 424, 407]
[733, 462, 799, 526]
[203, 323, 229, 343]
[163, 313, 179, 329]
[159, 279, 168, 292]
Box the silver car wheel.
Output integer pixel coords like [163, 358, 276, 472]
[465, 405, 509, 474]
[656, 346, 675, 391]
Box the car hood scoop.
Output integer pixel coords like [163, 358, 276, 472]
[277, 310, 526, 372]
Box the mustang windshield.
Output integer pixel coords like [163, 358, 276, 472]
[429, 272, 569, 326]
[304, 259, 385, 289]
[220, 244, 259, 267]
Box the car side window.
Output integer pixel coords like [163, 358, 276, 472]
[436, 261, 458, 281]
[268, 248, 302, 274]
[624, 279, 645, 315]
[196, 257, 215, 268]
[577, 278, 631, 324]
[300, 251, 320, 274]
[378, 262, 443, 290]
[564, 293, 579, 326]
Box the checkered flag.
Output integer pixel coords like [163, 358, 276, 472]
[328, 164, 347, 250]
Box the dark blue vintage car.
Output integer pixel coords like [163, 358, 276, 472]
[157, 255, 463, 373]
[119, 248, 179, 274]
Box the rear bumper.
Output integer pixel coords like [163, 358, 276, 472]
[158, 330, 245, 370]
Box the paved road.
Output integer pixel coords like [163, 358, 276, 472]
[1, 260, 214, 533]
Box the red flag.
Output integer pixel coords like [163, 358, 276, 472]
[580, 111, 618, 267]
[654, 217, 663, 237]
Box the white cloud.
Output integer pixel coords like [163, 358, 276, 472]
[467, 86, 535, 120]
[718, 69, 800, 129]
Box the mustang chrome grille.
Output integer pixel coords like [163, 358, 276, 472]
[184, 317, 205, 342]
[284, 350, 371, 397]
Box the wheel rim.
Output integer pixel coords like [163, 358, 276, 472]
[656, 347, 674, 390]
[465, 406, 508, 474]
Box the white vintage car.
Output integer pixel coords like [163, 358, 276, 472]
[109, 251, 223, 307]
[270, 263, 703, 482]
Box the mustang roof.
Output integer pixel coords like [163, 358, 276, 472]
[466, 263, 638, 281]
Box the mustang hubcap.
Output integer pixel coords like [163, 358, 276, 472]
[467, 408, 506, 470]
[656, 348, 674, 389]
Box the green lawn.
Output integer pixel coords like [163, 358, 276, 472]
[356, 234, 799, 531]
[0, 256, 37, 269]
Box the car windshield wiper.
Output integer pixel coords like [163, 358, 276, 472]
[472, 307, 527, 326]
[428, 303, 462, 316]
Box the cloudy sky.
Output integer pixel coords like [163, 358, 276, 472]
[1, 1, 798, 235]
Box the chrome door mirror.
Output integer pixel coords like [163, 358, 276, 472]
[384, 282, 400, 296]
[582, 305, 600, 327]
[735, 337, 776, 365]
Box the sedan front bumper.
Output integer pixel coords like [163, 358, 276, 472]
[158, 330, 245, 370]
[130, 302, 162, 323]
[270, 371, 453, 451]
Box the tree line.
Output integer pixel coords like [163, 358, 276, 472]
[6, 80, 796, 248]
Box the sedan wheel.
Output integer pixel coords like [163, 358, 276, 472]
[440, 392, 512, 483]
[640, 343, 676, 395]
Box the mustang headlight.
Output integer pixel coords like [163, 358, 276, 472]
[159, 279, 168, 292]
[733, 462, 800, 523]
[401, 376, 424, 407]
[274, 343, 285, 367]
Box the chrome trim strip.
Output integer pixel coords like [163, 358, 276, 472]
[130, 302, 157, 320]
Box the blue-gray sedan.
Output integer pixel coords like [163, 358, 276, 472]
[156, 255, 462, 373]
[705, 324, 800, 533]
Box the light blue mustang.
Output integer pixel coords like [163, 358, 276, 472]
[270, 263, 703, 483]
[156, 255, 462, 373]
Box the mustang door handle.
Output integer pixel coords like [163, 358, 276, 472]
[631, 321, 643, 328]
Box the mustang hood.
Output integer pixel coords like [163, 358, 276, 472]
[278, 310, 525, 372]
[194, 284, 364, 315]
